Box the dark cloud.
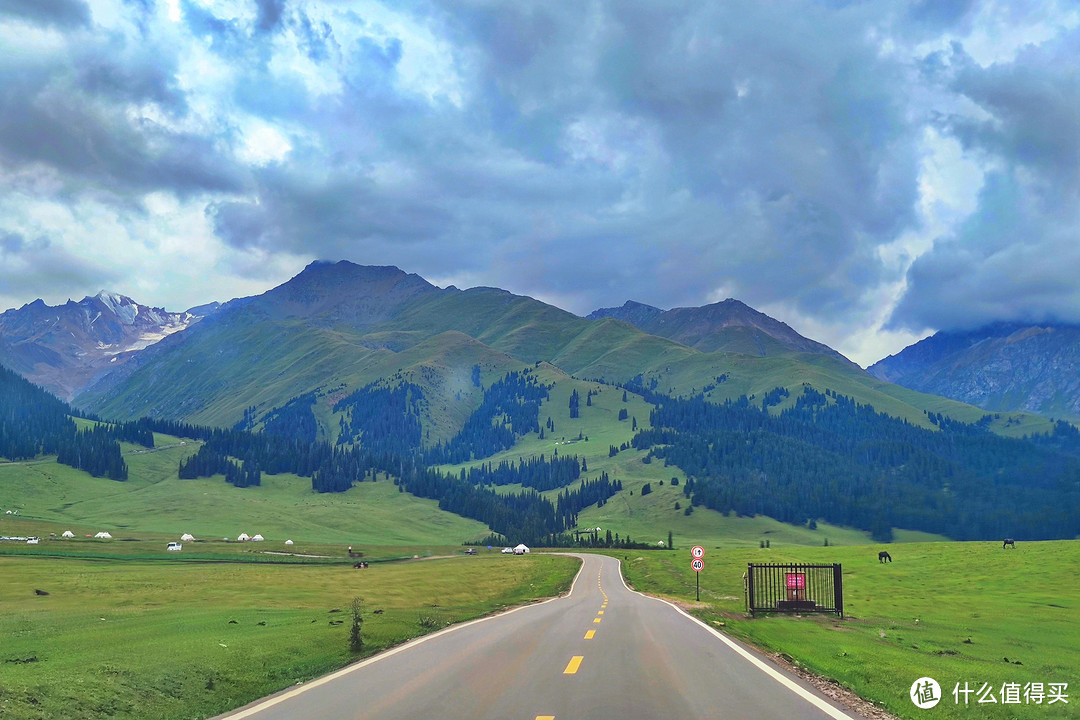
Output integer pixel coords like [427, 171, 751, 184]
[0, 78, 244, 197]
[295, 9, 335, 62]
[197, 1, 928, 321]
[891, 168, 1080, 331]
[0, 230, 24, 253]
[890, 27, 1080, 332]
[3, 0, 1077, 361]
[0, 25, 245, 200]
[950, 51, 1080, 186]
[0, 0, 90, 28]
[0, 234, 121, 305]
[906, 0, 977, 29]
[256, 0, 287, 33]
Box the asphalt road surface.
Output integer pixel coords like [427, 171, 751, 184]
[217, 553, 867, 720]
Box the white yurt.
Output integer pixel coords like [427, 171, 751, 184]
[284, 539, 294, 546]
[237, 533, 251, 541]
[180, 533, 195, 542]
[513, 543, 530, 554]
[94, 531, 113, 539]
[251, 534, 265, 542]
[61, 530, 75, 538]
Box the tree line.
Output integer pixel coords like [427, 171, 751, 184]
[633, 387, 1080, 541]
[0, 365, 155, 479]
[425, 370, 550, 464]
[457, 454, 582, 492]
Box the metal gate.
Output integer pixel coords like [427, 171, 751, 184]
[745, 563, 843, 617]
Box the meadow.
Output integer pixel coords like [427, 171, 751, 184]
[0, 435, 490, 547]
[0, 550, 579, 720]
[618, 540, 1080, 720]
[436, 373, 947, 549]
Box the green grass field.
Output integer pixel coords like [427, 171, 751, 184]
[0, 435, 490, 547]
[436, 374, 944, 549]
[0, 551, 580, 720]
[617, 540, 1080, 720]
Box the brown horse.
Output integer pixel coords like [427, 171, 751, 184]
[878, 551, 892, 563]
[1003, 538, 1015, 549]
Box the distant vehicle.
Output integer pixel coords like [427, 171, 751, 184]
[26, 537, 39, 545]
[501, 547, 514, 554]
[166, 542, 182, 552]
[464, 548, 477, 555]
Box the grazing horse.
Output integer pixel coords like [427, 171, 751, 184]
[1003, 538, 1015, 549]
[878, 551, 892, 563]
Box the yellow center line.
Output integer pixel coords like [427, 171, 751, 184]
[536, 716, 555, 720]
[598, 610, 604, 615]
[564, 656, 584, 674]
[585, 630, 596, 639]
[593, 617, 602, 623]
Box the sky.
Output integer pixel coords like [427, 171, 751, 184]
[0, 0, 1077, 367]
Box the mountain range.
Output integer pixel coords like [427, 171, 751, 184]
[587, 299, 849, 361]
[1, 261, 1062, 438]
[0, 292, 216, 402]
[43, 260, 1016, 439]
[869, 322, 1080, 420]
[3, 260, 1079, 544]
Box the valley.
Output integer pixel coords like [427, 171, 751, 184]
[2, 261, 1078, 720]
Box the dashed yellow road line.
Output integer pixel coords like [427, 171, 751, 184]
[585, 630, 596, 639]
[597, 610, 604, 615]
[536, 716, 555, 720]
[563, 656, 584, 674]
[593, 617, 602, 623]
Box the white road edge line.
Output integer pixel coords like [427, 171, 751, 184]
[215, 556, 589, 720]
[611, 556, 859, 720]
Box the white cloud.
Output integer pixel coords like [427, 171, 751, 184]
[237, 119, 293, 166]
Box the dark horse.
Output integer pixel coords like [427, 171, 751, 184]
[878, 551, 892, 563]
[1003, 538, 1015, 549]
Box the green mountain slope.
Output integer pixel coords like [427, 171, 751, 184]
[80, 261, 1049, 442]
[0, 438, 490, 545]
[588, 298, 848, 359]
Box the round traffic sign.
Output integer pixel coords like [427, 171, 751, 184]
[691, 558, 704, 572]
[691, 545, 705, 559]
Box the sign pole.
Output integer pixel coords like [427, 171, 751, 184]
[691, 546, 705, 602]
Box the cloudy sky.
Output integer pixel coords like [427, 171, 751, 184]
[0, 0, 1077, 366]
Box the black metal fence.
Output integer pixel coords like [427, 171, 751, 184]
[745, 563, 843, 617]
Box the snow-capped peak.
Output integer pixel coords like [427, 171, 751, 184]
[94, 290, 138, 324]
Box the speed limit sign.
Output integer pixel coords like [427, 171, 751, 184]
[691, 558, 704, 572]
[691, 545, 704, 559]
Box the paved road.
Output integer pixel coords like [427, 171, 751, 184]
[217, 554, 866, 720]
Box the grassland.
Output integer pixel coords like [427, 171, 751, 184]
[437, 373, 944, 549]
[618, 540, 1080, 720]
[0, 551, 580, 720]
[0, 435, 490, 547]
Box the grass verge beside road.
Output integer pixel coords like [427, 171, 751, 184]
[618, 541, 1079, 720]
[0, 551, 579, 720]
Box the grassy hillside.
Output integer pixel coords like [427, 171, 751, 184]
[435, 373, 947, 548]
[620, 540, 1080, 720]
[0, 437, 490, 546]
[76, 262, 1055, 447]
